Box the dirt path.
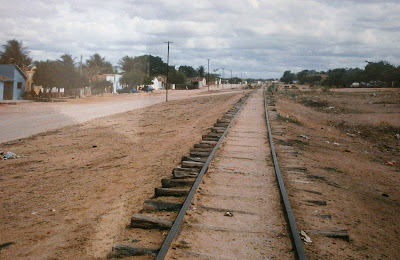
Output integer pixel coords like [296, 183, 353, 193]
[167, 89, 293, 259]
[0, 88, 241, 144]
[0, 92, 243, 260]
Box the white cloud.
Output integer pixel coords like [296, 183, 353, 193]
[249, 0, 259, 9]
[0, 0, 399, 78]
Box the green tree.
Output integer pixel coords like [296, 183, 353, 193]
[228, 77, 241, 84]
[168, 68, 186, 84]
[197, 66, 205, 77]
[73, 74, 89, 98]
[118, 55, 135, 73]
[280, 70, 296, 84]
[119, 55, 168, 89]
[58, 54, 77, 97]
[33, 60, 62, 98]
[132, 55, 167, 77]
[296, 70, 309, 84]
[86, 53, 114, 78]
[120, 69, 151, 89]
[179, 65, 197, 78]
[364, 61, 397, 86]
[326, 68, 347, 87]
[59, 54, 75, 67]
[91, 80, 112, 95]
[297, 70, 323, 85]
[346, 68, 363, 85]
[396, 66, 400, 85]
[0, 39, 32, 67]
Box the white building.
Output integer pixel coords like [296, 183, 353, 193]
[190, 77, 206, 88]
[152, 76, 167, 90]
[152, 77, 163, 90]
[106, 74, 123, 93]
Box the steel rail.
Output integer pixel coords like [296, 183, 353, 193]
[263, 88, 307, 260]
[155, 90, 254, 259]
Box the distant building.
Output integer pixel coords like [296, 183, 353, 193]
[0, 64, 27, 101]
[105, 74, 123, 93]
[22, 66, 36, 92]
[152, 76, 166, 90]
[22, 65, 44, 96]
[50, 87, 65, 98]
[91, 74, 107, 82]
[189, 77, 206, 89]
[91, 74, 112, 93]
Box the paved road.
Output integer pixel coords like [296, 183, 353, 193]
[0, 87, 240, 144]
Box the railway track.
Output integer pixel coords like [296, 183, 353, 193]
[109, 87, 306, 259]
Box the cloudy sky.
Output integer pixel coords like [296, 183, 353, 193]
[0, 0, 399, 78]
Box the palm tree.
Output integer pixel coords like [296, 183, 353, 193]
[86, 53, 105, 74]
[86, 53, 114, 75]
[118, 55, 135, 73]
[59, 54, 75, 67]
[0, 39, 32, 67]
[197, 66, 205, 77]
[58, 54, 78, 96]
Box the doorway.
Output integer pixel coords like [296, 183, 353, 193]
[3, 82, 13, 100]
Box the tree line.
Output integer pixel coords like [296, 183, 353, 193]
[0, 39, 216, 97]
[280, 61, 400, 87]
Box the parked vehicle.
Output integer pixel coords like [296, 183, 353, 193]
[117, 87, 137, 94]
[142, 85, 154, 92]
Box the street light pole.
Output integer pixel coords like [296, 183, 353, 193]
[165, 41, 173, 102]
[207, 59, 210, 91]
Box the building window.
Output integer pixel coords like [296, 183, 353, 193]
[17, 82, 22, 89]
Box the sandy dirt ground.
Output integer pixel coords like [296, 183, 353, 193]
[0, 86, 242, 144]
[167, 89, 293, 259]
[1, 85, 398, 259]
[268, 87, 400, 259]
[0, 91, 243, 260]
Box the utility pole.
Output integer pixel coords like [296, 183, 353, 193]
[165, 41, 172, 102]
[207, 59, 210, 91]
[221, 68, 225, 85]
[80, 55, 83, 75]
[230, 69, 232, 88]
